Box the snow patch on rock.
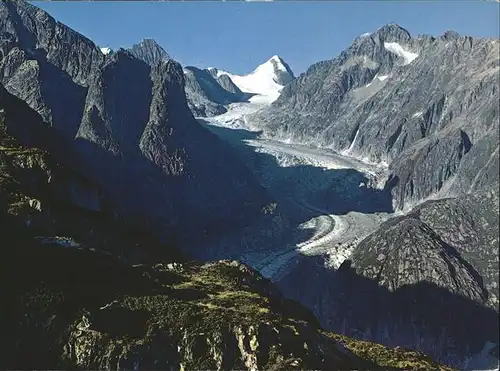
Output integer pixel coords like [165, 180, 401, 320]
[384, 42, 419, 65]
[100, 47, 112, 55]
[366, 74, 390, 87]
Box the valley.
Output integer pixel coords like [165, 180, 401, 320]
[201, 101, 393, 281]
[0, 1, 498, 368]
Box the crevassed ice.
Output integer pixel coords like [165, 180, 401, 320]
[384, 42, 419, 65]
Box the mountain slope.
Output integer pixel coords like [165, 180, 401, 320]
[277, 190, 499, 368]
[246, 24, 499, 369]
[252, 25, 499, 210]
[330, 190, 499, 368]
[0, 0, 276, 255]
[0, 91, 451, 370]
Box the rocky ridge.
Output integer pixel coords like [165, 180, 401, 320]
[252, 24, 499, 211]
[183, 66, 244, 117]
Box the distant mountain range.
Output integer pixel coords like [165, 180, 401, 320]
[121, 38, 296, 117]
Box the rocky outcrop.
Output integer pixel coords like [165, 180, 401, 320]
[332, 191, 499, 367]
[0, 0, 276, 254]
[252, 24, 499, 210]
[268, 55, 295, 86]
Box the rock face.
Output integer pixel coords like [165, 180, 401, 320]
[0, 0, 274, 253]
[333, 190, 499, 367]
[212, 72, 245, 97]
[267, 55, 295, 86]
[183, 66, 244, 117]
[127, 38, 170, 65]
[127, 38, 244, 118]
[253, 24, 499, 210]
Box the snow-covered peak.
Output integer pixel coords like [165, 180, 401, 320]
[255, 55, 293, 77]
[214, 56, 294, 104]
[100, 47, 112, 55]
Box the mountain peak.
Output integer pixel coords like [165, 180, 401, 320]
[127, 38, 170, 66]
[255, 55, 295, 86]
[137, 38, 163, 48]
[374, 23, 411, 42]
[269, 55, 283, 63]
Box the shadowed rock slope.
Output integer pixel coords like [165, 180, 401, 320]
[0, 0, 279, 255]
[127, 38, 245, 118]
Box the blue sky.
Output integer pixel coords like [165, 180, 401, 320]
[33, 1, 499, 75]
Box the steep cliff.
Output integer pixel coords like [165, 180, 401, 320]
[0, 0, 276, 254]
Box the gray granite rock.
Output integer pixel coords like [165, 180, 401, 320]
[214, 72, 244, 97]
[253, 24, 499, 210]
[183, 66, 243, 117]
[127, 38, 170, 65]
